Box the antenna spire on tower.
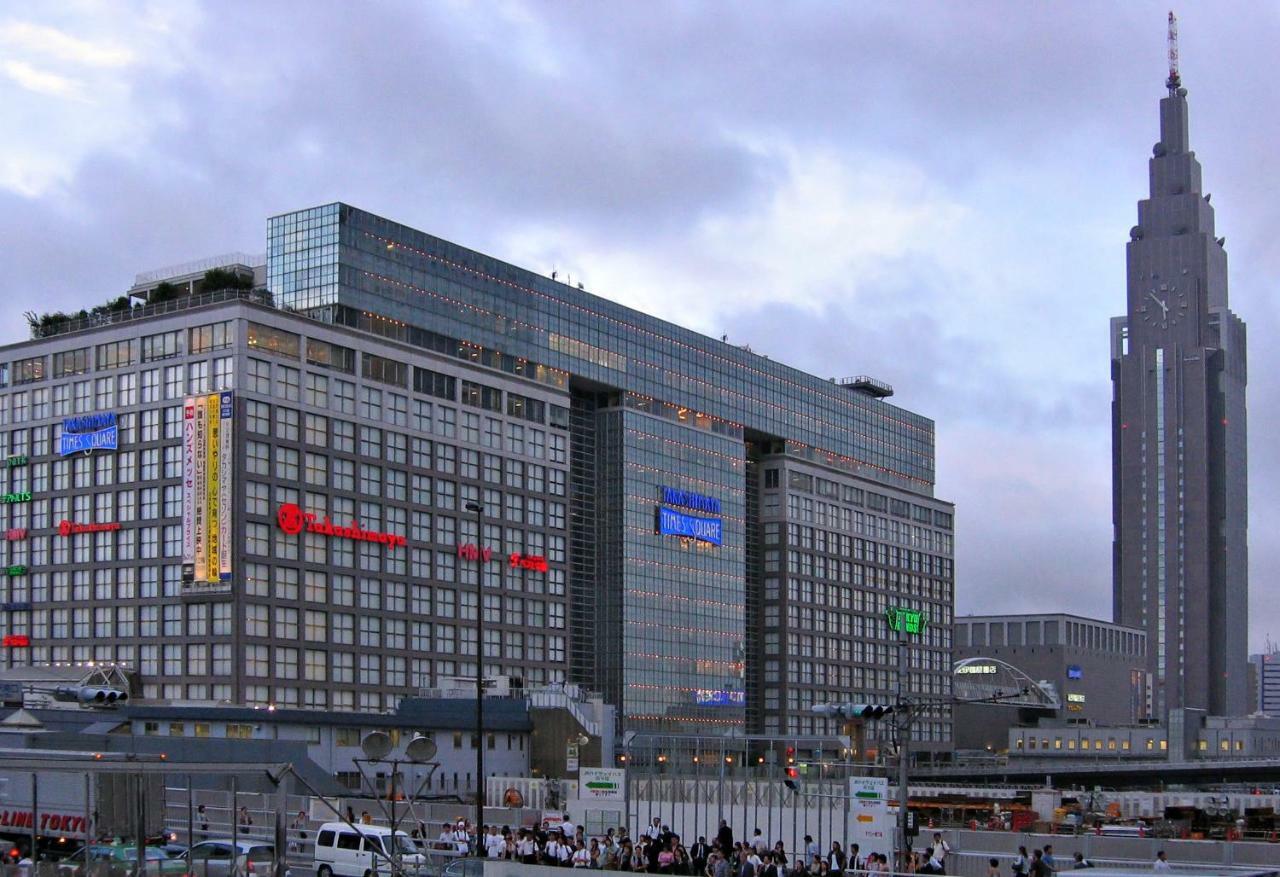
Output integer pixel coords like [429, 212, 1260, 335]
[1166, 11, 1181, 95]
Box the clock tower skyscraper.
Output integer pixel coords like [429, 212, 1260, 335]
[1111, 62, 1248, 720]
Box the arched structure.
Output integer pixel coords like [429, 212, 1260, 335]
[952, 657, 1060, 710]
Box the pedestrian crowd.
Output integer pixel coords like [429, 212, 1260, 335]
[413, 818, 958, 875]
[1008, 843, 1172, 874]
[413, 820, 1175, 876]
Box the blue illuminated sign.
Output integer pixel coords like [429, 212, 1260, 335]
[660, 487, 721, 515]
[60, 412, 118, 456]
[1067, 665, 1083, 680]
[657, 507, 723, 545]
[694, 688, 745, 707]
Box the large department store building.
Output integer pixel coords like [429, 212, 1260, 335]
[0, 203, 955, 751]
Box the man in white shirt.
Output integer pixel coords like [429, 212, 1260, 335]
[452, 821, 471, 854]
[1153, 851, 1170, 872]
[932, 833, 951, 869]
[753, 829, 769, 856]
[561, 818, 578, 841]
[485, 825, 505, 858]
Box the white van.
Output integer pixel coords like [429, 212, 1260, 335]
[313, 823, 427, 877]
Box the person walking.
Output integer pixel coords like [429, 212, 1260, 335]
[717, 822, 735, 856]
[1153, 851, 1170, 872]
[692, 837, 710, 875]
[1012, 847, 1028, 877]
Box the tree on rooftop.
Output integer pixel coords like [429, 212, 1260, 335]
[202, 268, 253, 292]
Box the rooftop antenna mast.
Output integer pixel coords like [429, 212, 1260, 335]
[1166, 10, 1181, 95]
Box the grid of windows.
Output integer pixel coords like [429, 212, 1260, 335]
[758, 459, 955, 746]
[0, 305, 568, 707]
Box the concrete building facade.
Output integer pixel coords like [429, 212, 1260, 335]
[1249, 651, 1280, 716]
[953, 613, 1149, 752]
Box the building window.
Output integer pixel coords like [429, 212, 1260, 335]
[13, 356, 45, 384]
[189, 321, 233, 354]
[306, 339, 356, 373]
[141, 331, 182, 362]
[362, 353, 407, 387]
[247, 322, 301, 358]
[51, 348, 90, 378]
[96, 340, 134, 370]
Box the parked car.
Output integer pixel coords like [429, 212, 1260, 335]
[186, 840, 289, 877]
[58, 844, 188, 877]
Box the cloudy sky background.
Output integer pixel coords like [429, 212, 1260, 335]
[2, 1, 1277, 650]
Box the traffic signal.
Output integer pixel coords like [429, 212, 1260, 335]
[52, 686, 129, 707]
[811, 703, 894, 719]
[783, 767, 800, 791]
[785, 746, 796, 765]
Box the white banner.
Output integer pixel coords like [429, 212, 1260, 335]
[218, 391, 233, 581]
[182, 398, 196, 581]
[193, 397, 207, 579]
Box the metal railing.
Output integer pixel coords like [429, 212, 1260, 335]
[29, 289, 272, 340]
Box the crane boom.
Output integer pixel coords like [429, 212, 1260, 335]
[1167, 11, 1181, 94]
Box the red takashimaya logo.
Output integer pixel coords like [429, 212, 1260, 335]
[277, 503, 305, 535]
[276, 503, 406, 550]
[57, 520, 122, 537]
[509, 553, 548, 573]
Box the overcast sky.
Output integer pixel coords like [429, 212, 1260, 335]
[2, 2, 1277, 652]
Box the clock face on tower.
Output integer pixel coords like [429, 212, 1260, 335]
[1137, 274, 1189, 330]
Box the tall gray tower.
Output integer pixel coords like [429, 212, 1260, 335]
[1111, 56, 1248, 720]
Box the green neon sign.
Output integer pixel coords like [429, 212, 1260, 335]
[886, 607, 927, 635]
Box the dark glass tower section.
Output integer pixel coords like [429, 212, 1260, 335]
[1111, 77, 1248, 719]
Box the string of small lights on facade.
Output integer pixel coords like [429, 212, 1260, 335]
[364, 236, 936, 485]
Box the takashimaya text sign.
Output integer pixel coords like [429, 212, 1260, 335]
[60, 412, 118, 456]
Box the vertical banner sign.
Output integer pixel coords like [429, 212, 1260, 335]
[218, 391, 233, 581]
[205, 394, 220, 583]
[181, 399, 196, 583]
[847, 776, 892, 847]
[193, 397, 207, 579]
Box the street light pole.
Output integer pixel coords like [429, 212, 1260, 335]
[465, 500, 486, 848]
[895, 629, 910, 868]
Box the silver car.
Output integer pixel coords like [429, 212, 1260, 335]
[185, 840, 288, 877]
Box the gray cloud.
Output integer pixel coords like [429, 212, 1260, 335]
[2, 1, 1279, 649]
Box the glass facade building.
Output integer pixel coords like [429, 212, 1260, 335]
[268, 204, 954, 745]
[0, 202, 954, 749]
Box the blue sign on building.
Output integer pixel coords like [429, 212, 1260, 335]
[657, 507, 723, 545]
[1067, 665, 1083, 680]
[60, 412, 118, 456]
[694, 688, 746, 707]
[660, 486, 721, 515]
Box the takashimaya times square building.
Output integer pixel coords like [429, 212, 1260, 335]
[0, 204, 955, 752]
